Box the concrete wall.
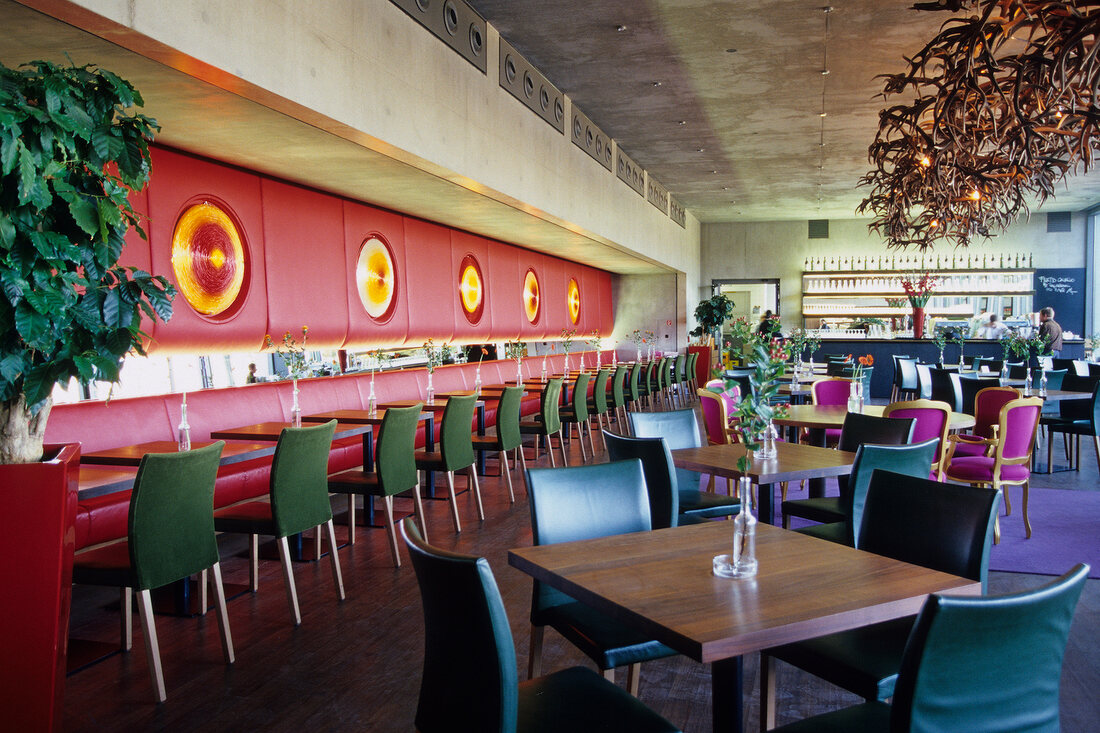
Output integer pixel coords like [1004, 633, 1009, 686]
[701, 213, 1090, 332]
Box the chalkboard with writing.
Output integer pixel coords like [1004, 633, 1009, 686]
[1034, 268, 1085, 336]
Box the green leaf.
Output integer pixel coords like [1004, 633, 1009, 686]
[17, 143, 37, 203]
[22, 364, 53, 405]
[0, 353, 24, 383]
[91, 354, 120, 382]
[14, 300, 49, 346]
[0, 130, 18, 175]
[101, 287, 121, 327]
[68, 195, 99, 236]
[72, 355, 94, 381]
[105, 327, 132, 355]
[0, 214, 14, 249]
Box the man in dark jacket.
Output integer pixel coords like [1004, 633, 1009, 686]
[1038, 307, 1063, 358]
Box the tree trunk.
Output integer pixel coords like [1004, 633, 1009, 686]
[0, 394, 53, 464]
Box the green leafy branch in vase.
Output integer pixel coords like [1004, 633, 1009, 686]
[559, 328, 576, 355]
[422, 338, 444, 374]
[265, 326, 310, 379]
[732, 335, 790, 473]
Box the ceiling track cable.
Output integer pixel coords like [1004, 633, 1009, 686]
[818, 6, 833, 207]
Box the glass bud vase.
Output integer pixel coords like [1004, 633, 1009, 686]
[637, 347, 643, 362]
[516, 360, 523, 387]
[938, 349, 945, 367]
[563, 354, 570, 379]
[177, 400, 191, 452]
[541, 358, 547, 381]
[427, 371, 435, 405]
[959, 350, 965, 369]
[1001, 362, 1010, 381]
[758, 420, 778, 459]
[1023, 368, 1032, 396]
[474, 367, 482, 397]
[847, 380, 864, 413]
[731, 477, 758, 577]
[367, 376, 377, 416]
[1039, 369, 1048, 396]
[291, 378, 302, 427]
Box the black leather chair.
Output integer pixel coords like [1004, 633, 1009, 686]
[767, 564, 1089, 732]
[781, 412, 914, 528]
[958, 373, 1000, 415]
[399, 518, 681, 733]
[794, 439, 939, 546]
[524, 461, 677, 695]
[761, 471, 1001, 728]
[603, 430, 739, 528]
[929, 366, 961, 412]
[1041, 379, 1100, 474]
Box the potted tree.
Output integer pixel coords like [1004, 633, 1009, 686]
[0, 60, 173, 729]
[689, 293, 734, 386]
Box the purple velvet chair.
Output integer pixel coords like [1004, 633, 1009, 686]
[944, 397, 1043, 543]
[811, 377, 851, 445]
[950, 386, 1020, 458]
[883, 399, 952, 480]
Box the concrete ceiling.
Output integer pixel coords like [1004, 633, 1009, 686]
[4, 0, 1100, 277]
[469, 0, 1100, 223]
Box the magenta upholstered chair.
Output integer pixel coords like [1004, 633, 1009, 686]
[811, 377, 851, 445]
[951, 386, 1020, 458]
[883, 399, 952, 480]
[944, 397, 1043, 543]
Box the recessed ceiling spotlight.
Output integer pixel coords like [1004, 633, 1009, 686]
[678, 120, 686, 125]
[722, 186, 730, 190]
[697, 148, 705, 153]
[616, 24, 627, 32]
[725, 48, 738, 53]
[821, 69, 830, 75]
[652, 81, 662, 87]
[819, 112, 828, 117]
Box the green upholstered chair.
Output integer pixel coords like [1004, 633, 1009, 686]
[654, 356, 671, 409]
[327, 404, 426, 567]
[72, 441, 233, 702]
[608, 365, 629, 432]
[641, 360, 658, 409]
[472, 386, 526, 502]
[761, 471, 1001, 729]
[524, 461, 677, 696]
[415, 393, 484, 534]
[559, 372, 595, 461]
[781, 412, 915, 530]
[686, 351, 699, 395]
[585, 367, 612, 448]
[520, 377, 566, 466]
[399, 518, 681, 733]
[627, 362, 643, 413]
[672, 353, 688, 407]
[214, 420, 344, 626]
[794, 438, 939, 546]
[603, 430, 740, 527]
[768, 564, 1089, 733]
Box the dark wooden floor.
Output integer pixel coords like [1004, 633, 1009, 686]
[64, 411, 1100, 732]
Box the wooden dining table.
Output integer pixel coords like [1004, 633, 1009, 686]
[509, 521, 980, 733]
[671, 441, 856, 525]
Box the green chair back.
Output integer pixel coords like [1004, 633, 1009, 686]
[538, 377, 563, 434]
[526, 461, 651, 617]
[129, 441, 224, 591]
[628, 363, 642, 402]
[891, 564, 1089, 733]
[401, 518, 519, 732]
[675, 354, 687, 385]
[590, 368, 610, 414]
[610, 365, 627, 408]
[270, 420, 338, 537]
[376, 404, 422, 497]
[438, 393, 477, 471]
[846, 439, 938, 546]
[656, 356, 670, 390]
[687, 352, 698, 383]
[859, 470, 1000, 592]
[493, 386, 523, 451]
[643, 360, 657, 395]
[569, 372, 591, 421]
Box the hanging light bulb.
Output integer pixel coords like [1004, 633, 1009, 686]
[970, 189, 981, 201]
[920, 155, 931, 167]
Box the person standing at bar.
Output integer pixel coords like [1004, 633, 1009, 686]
[1038, 307, 1063, 358]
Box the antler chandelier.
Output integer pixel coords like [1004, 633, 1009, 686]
[858, 1, 1100, 249]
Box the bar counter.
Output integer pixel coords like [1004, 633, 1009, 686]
[798, 338, 1085, 398]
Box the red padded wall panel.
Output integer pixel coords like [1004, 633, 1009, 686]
[577, 266, 598, 337]
[451, 231, 492, 343]
[404, 218, 454, 344]
[261, 179, 348, 348]
[517, 250, 546, 341]
[343, 201, 409, 348]
[598, 269, 614, 336]
[145, 147, 269, 352]
[540, 255, 568, 339]
[486, 240, 522, 341]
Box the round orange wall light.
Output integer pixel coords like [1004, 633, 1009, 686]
[355, 236, 398, 322]
[171, 201, 247, 318]
[523, 268, 540, 324]
[458, 254, 485, 324]
[567, 277, 581, 324]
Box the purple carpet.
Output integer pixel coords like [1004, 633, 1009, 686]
[763, 481, 1099, 579]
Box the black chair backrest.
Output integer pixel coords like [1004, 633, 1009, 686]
[897, 357, 919, 391]
[845, 439, 938, 546]
[891, 564, 1089, 733]
[603, 431, 679, 529]
[1051, 357, 1078, 373]
[859, 470, 1000, 591]
[929, 368, 961, 413]
[400, 518, 518, 733]
[915, 363, 933, 399]
[836, 412, 915, 453]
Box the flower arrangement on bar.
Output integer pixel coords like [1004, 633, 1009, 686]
[644, 329, 656, 360]
[848, 354, 872, 412]
[953, 329, 967, 368]
[265, 326, 310, 426]
[786, 328, 821, 373]
[899, 273, 936, 339]
[932, 330, 949, 365]
[630, 328, 645, 360]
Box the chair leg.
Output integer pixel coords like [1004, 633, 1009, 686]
[209, 562, 235, 665]
[1093, 436, 1100, 476]
[527, 625, 544, 680]
[500, 449, 515, 503]
[586, 417, 597, 456]
[346, 495, 356, 545]
[518, 445, 529, 495]
[760, 653, 776, 731]
[248, 534, 259, 592]
[276, 536, 302, 626]
[544, 434, 555, 467]
[313, 524, 321, 564]
[120, 587, 132, 651]
[468, 465, 485, 522]
[136, 588, 166, 703]
[325, 519, 345, 599]
[199, 569, 208, 616]
[626, 662, 642, 696]
[1021, 482, 1032, 539]
[573, 422, 588, 462]
[412, 471, 429, 543]
[602, 668, 616, 683]
[558, 429, 568, 465]
[445, 471, 462, 533]
[381, 495, 401, 567]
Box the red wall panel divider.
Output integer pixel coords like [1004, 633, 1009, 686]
[261, 179, 349, 348]
[342, 201, 410, 348]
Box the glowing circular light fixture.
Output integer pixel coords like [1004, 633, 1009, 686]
[567, 278, 581, 324]
[171, 201, 247, 317]
[355, 236, 398, 322]
[523, 268, 540, 324]
[458, 254, 485, 324]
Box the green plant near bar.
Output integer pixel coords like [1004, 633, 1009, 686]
[690, 293, 734, 342]
[0, 60, 173, 463]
